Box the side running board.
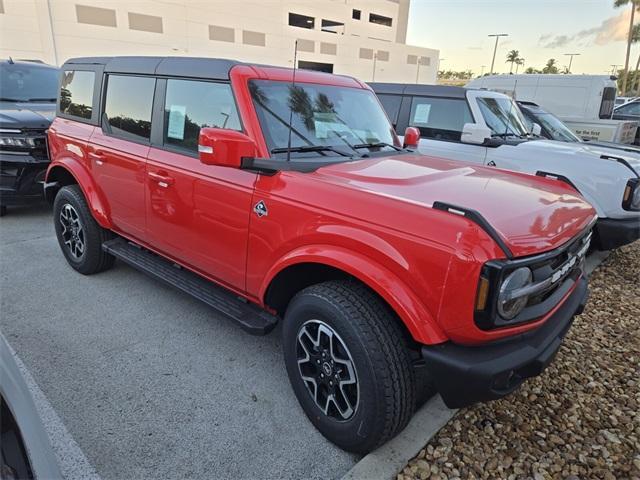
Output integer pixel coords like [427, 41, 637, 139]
[102, 238, 278, 335]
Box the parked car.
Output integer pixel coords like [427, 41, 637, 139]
[615, 96, 639, 107]
[466, 74, 637, 144]
[1, 334, 62, 479]
[613, 99, 640, 144]
[518, 100, 640, 157]
[371, 83, 640, 251]
[46, 56, 596, 453]
[0, 59, 59, 216]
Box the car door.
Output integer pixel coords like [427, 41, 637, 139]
[89, 74, 155, 241]
[145, 77, 256, 292]
[397, 95, 487, 165]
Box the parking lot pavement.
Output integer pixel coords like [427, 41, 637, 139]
[0, 204, 358, 480]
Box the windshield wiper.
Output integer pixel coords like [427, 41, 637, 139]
[491, 132, 524, 139]
[352, 142, 402, 151]
[0, 97, 27, 102]
[26, 97, 57, 102]
[271, 145, 353, 157]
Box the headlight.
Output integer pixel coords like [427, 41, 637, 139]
[497, 267, 533, 319]
[0, 136, 38, 148]
[622, 178, 640, 211]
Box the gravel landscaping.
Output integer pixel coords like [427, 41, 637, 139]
[399, 242, 640, 480]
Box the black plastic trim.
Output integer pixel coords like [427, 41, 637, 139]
[432, 201, 514, 259]
[421, 275, 588, 409]
[600, 154, 640, 177]
[240, 156, 352, 174]
[594, 216, 640, 250]
[535, 171, 580, 193]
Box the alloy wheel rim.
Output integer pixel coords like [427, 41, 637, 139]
[59, 203, 85, 260]
[296, 319, 359, 421]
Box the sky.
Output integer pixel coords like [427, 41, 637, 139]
[406, 0, 636, 75]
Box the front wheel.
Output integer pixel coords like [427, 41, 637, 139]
[53, 185, 114, 275]
[283, 280, 416, 453]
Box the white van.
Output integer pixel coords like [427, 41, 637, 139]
[465, 74, 637, 144]
[370, 83, 640, 250]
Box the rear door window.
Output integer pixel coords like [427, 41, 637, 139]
[59, 70, 95, 120]
[163, 79, 241, 153]
[600, 87, 616, 119]
[409, 96, 473, 141]
[103, 75, 155, 142]
[616, 101, 640, 116]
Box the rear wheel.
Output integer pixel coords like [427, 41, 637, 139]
[53, 185, 114, 275]
[283, 280, 415, 453]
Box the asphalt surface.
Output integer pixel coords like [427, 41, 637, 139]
[0, 204, 358, 480]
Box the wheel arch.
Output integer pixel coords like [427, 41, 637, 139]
[261, 247, 447, 345]
[45, 160, 112, 229]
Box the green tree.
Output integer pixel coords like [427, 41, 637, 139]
[506, 50, 520, 74]
[542, 58, 559, 74]
[515, 58, 525, 74]
[615, 0, 639, 94]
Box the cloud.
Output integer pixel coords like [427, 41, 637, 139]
[540, 8, 632, 48]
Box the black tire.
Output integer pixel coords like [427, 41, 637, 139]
[282, 280, 416, 453]
[0, 205, 6, 217]
[53, 185, 114, 275]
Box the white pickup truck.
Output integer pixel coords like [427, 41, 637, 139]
[370, 83, 640, 250]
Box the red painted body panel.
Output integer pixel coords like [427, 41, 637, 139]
[46, 63, 597, 347]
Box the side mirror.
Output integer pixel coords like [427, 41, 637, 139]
[403, 127, 420, 149]
[461, 123, 492, 145]
[531, 123, 542, 136]
[198, 128, 257, 168]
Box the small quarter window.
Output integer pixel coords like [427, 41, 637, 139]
[103, 75, 155, 141]
[352, 9, 361, 20]
[60, 70, 95, 120]
[163, 79, 241, 153]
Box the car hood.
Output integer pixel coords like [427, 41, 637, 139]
[0, 101, 56, 130]
[514, 139, 640, 175]
[314, 154, 596, 257]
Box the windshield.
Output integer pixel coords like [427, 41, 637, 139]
[0, 63, 59, 102]
[477, 96, 529, 137]
[521, 106, 581, 142]
[249, 80, 397, 158]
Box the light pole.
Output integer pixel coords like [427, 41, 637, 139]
[488, 33, 508, 74]
[564, 53, 580, 73]
[372, 52, 377, 81]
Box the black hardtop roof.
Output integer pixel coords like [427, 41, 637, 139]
[368, 82, 471, 98]
[63, 56, 243, 80]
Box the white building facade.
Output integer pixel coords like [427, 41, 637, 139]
[0, 0, 438, 83]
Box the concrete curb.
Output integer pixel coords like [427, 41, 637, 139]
[340, 249, 611, 480]
[8, 340, 101, 480]
[341, 395, 456, 480]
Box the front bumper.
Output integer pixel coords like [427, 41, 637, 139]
[0, 153, 49, 206]
[594, 217, 640, 250]
[421, 275, 588, 409]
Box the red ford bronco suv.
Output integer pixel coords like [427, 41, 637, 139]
[46, 57, 596, 453]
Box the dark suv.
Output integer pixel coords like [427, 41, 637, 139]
[0, 59, 59, 215]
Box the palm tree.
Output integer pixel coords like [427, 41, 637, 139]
[631, 24, 640, 92]
[615, 0, 639, 94]
[506, 50, 520, 74]
[515, 58, 525, 74]
[542, 58, 559, 74]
